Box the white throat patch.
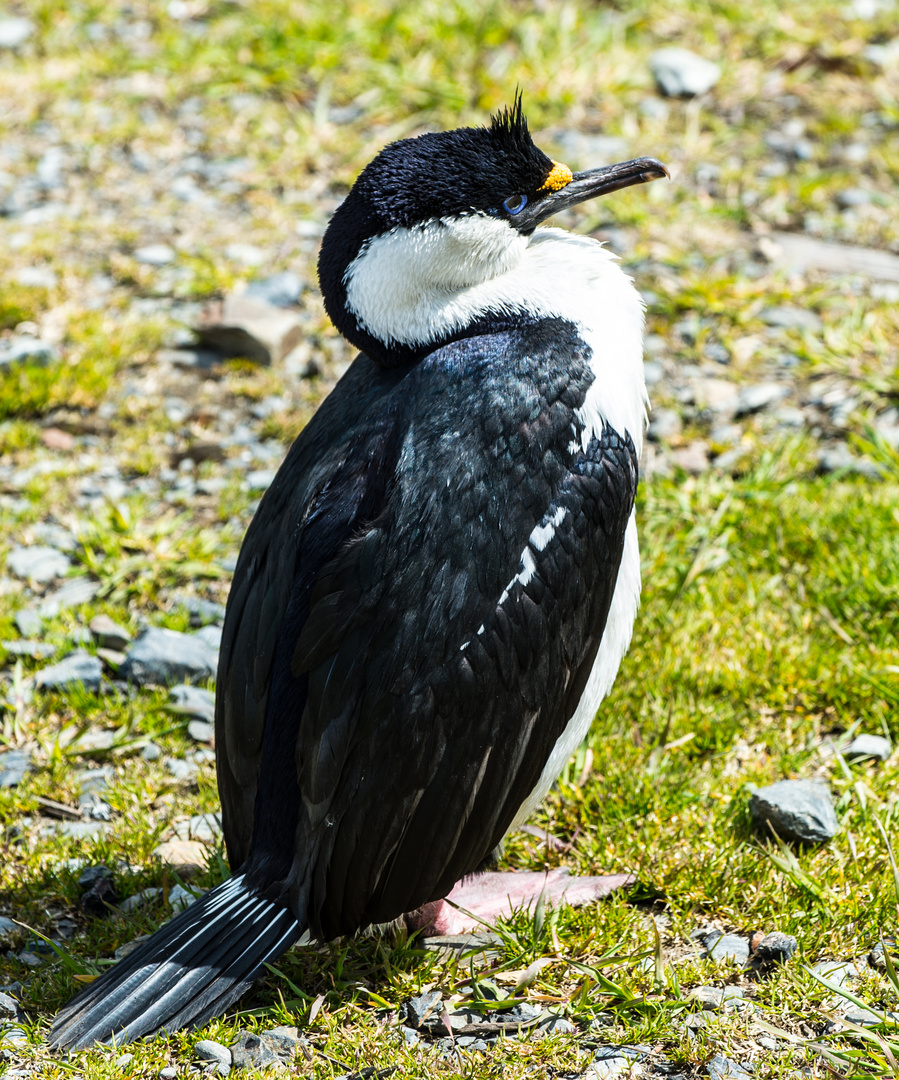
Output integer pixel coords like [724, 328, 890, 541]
[343, 218, 648, 451]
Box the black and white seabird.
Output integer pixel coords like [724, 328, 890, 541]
[50, 97, 667, 1049]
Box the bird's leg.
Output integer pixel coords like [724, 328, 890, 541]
[403, 868, 634, 936]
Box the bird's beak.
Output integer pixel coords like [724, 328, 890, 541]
[520, 157, 669, 232]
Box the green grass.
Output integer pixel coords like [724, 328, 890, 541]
[1, 0, 898, 1076]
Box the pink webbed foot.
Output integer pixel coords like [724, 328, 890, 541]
[404, 868, 634, 935]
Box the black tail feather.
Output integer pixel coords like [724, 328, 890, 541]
[49, 874, 303, 1049]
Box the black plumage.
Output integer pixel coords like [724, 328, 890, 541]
[50, 100, 665, 1049]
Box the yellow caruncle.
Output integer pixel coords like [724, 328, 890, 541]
[538, 160, 573, 193]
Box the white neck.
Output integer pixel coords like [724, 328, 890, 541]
[344, 218, 648, 452]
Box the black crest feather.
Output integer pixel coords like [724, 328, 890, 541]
[489, 91, 532, 154]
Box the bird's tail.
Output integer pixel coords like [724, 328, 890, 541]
[49, 872, 304, 1049]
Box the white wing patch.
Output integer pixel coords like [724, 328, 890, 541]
[529, 506, 567, 552]
[458, 505, 568, 652]
[497, 506, 567, 606]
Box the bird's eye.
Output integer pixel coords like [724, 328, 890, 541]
[502, 194, 528, 215]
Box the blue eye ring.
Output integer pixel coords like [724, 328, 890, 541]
[502, 193, 528, 215]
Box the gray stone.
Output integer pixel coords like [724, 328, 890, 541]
[403, 990, 443, 1028]
[197, 295, 304, 365]
[172, 594, 226, 626]
[749, 779, 838, 844]
[31, 522, 77, 551]
[115, 1053, 134, 1069]
[230, 1026, 302, 1069]
[817, 444, 883, 478]
[78, 864, 113, 889]
[536, 1014, 576, 1035]
[245, 469, 277, 491]
[845, 734, 891, 762]
[760, 306, 823, 332]
[169, 684, 216, 722]
[703, 932, 750, 963]
[156, 346, 221, 370]
[650, 48, 721, 97]
[759, 232, 899, 284]
[57, 819, 110, 839]
[735, 383, 786, 416]
[812, 959, 862, 985]
[0, 992, 24, 1021]
[587, 1052, 631, 1080]
[225, 243, 266, 267]
[704, 342, 731, 365]
[119, 887, 162, 913]
[836, 188, 873, 209]
[721, 986, 747, 1010]
[873, 408, 899, 448]
[749, 931, 797, 974]
[6, 545, 71, 583]
[188, 719, 215, 743]
[194, 624, 222, 652]
[89, 615, 132, 651]
[195, 1039, 232, 1071]
[168, 884, 200, 913]
[165, 757, 198, 783]
[120, 627, 217, 686]
[868, 942, 898, 971]
[13, 611, 44, 642]
[842, 1005, 896, 1026]
[36, 650, 102, 694]
[245, 271, 305, 308]
[0, 18, 34, 48]
[765, 130, 814, 161]
[690, 986, 723, 1010]
[708, 1055, 751, 1080]
[0, 751, 31, 789]
[504, 1002, 542, 1023]
[1, 639, 56, 659]
[78, 768, 113, 798]
[648, 409, 682, 442]
[38, 576, 101, 616]
[643, 360, 663, 386]
[0, 919, 18, 940]
[16, 266, 57, 290]
[0, 334, 57, 369]
[671, 442, 710, 474]
[134, 244, 176, 266]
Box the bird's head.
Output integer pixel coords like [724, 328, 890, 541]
[318, 96, 667, 365]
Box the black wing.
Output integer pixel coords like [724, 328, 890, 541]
[227, 319, 637, 940]
[215, 355, 408, 871]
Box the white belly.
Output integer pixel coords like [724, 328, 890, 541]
[510, 510, 641, 828]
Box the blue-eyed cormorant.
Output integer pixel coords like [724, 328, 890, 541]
[50, 97, 667, 1048]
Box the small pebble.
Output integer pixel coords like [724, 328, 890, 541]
[708, 1054, 751, 1080]
[650, 48, 721, 97]
[748, 931, 798, 976]
[6, 545, 71, 583]
[0, 17, 34, 48]
[89, 614, 132, 651]
[134, 244, 176, 266]
[749, 779, 838, 845]
[195, 1039, 232, 1070]
[35, 650, 103, 694]
[844, 734, 890, 762]
[704, 932, 750, 964]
